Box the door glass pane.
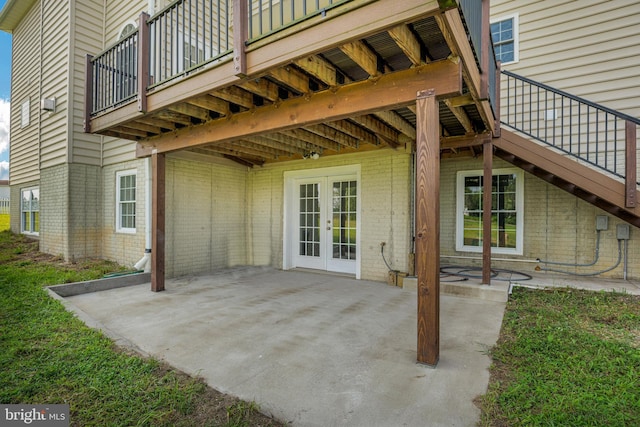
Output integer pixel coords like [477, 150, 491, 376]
[332, 181, 357, 260]
[299, 183, 320, 257]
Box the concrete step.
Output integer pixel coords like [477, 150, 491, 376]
[402, 276, 508, 302]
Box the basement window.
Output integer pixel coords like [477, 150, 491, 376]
[456, 168, 523, 255]
[21, 187, 39, 235]
[116, 170, 137, 233]
[490, 14, 519, 64]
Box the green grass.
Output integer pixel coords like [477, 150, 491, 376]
[0, 214, 9, 231]
[478, 287, 640, 426]
[0, 231, 281, 426]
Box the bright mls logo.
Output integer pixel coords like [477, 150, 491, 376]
[1, 405, 69, 426]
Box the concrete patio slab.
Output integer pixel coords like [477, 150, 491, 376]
[64, 267, 506, 427]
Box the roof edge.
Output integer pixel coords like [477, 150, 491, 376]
[0, 0, 38, 34]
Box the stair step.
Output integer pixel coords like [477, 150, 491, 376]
[402, 276, 508, 302]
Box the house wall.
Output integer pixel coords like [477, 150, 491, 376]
[165, 154, 249, 276]
[441, 156, 639, 279]
[70, 0, 105, 166]
[491, 0, 640, 116]
[101, 159, 146, 268]
[9, 2, 40, 187]
[249, 148, 413, 282]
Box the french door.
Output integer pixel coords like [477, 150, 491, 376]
[290, 173, 359, 275]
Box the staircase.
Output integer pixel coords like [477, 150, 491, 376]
[494, 70, 640, 228]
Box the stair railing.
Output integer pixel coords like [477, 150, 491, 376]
[501, 69, 639, 207]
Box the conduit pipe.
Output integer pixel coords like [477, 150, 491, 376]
[537, 230, 602, 267]
[538, 239, 623, 277]
[134, 158, 152, 272]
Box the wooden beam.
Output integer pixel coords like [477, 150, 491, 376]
[351, 115, 400, 146]
[482, 140, 492, 285]
[155, 110, 193, 126]
[136, 116, 177, 131]
[374, 110, 416, 139]
[415, 88, 439, 367]
[444, 99, 474, 133]
[121, 121, 162, 135]
[261, 132, 324, 153]
[235, 140, 291, 157]
[237, 78, 281, 102]
[245, 135, 305, 155]
[339, 40, 379, 77]
[325, 120, 378, 146]
[282, 129, 341, 152]
[625, 121, 637, 208]
[167, 103, 211, 122]
[304, 124, 359, 148]
[440, 132, 491, 150]
[138, 60, 462, 156]
[151, 151, 165, 292]
[211, 86, 254, 109]
[112, 126, 148, 138]
[447, 93, 475, 108]
[294, 55, 338, 86]
[388, 24, 423, 66]
[268, 66, 312, 94]
[187, 95, 230, 115]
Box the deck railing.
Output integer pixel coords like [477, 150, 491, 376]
[458, 0, 499, 115]
[501, 70, 639, 204]
[86, 0, 500, 125]
[148, 0, 232, 89]
[247, 0, 350, 41]
[89, 30, 139, 114]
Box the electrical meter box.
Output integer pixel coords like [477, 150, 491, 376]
[595, 215, 608, 231]
[616, 224, 630, 240]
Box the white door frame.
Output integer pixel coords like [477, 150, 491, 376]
[283, 165, 362, 279]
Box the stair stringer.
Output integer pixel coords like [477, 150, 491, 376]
[493, 129, 640, 228]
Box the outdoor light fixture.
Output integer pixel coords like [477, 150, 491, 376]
[303, 151, 320, 160]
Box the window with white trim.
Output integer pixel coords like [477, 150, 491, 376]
[456, 169, 524, 255]
[490, 14, 518, 64]
[116, 170, 137, 233]
[21, 187, 39, 235]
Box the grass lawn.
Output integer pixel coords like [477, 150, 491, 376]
[0, 214, 9, 231]
[0, 231, 283, 426]
[478, 286, 640, 426]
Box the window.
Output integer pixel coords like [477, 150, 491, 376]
[21, 99, 30, 128]
[21, 187, 39, 235]
[456, 169, 523, 255]
[491, 14, 518, 64]
[183, 40, 205, 70]
[116, 170, 136, 233]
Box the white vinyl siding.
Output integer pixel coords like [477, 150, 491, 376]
[9, 2, 40, 185]
[71, 0, 106, 166]
[116, 170, 137, 233]
[39, 0, 70, 169]
[491, 0, 640, 119]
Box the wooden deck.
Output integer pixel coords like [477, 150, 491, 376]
[86, 0, 498, 166]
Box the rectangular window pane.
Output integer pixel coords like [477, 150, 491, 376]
[117, 173, 136, 231]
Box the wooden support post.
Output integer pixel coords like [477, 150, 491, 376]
[137, 12, 150, 113]
[480, 0, 489, 100]
[83, 54, 93, 133]
[151, 151, 165, 292]
[625, 121, 637, 208]
[415, 89, 440, 367]
[482, 140, 493, 285]
[233, 0, 248, 77]
[493, 61, 501, 138]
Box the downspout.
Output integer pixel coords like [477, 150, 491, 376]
[134, 157, 152, 272]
